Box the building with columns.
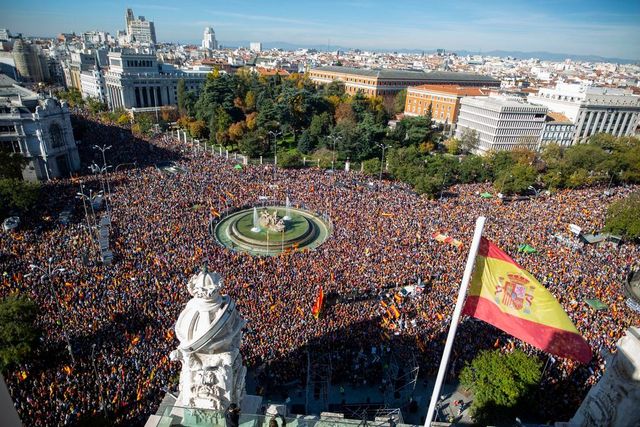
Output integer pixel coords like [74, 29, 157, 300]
[0, 74, 80, 181]
[455, 95, 548, 154]
[528, 83, 640, 144]
[104, 50, 209, 111]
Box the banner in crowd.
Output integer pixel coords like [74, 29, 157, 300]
[432, 232, 463, 249]
[462, 237, 592, 364]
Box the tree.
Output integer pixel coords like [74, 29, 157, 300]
[238, 132, 268, 158]
[460, 349, 542, 424]
[278, 149, 303, 168]
[0, 179, 40, 218]
[0, 295, 40, 370]
[605, 192, 640, 240]
[362, 158, 381, 176]
[177, 79, 186, 116]
[189, 120, 208, 139]
[459, 128, 479, 153]
[494, 163, 537, 195]
[394, 89, 407, 114]
[444, 138, 460, 155]
[0, 151, 27, 180]
[458, 155, 489, 184]
[86, 97, 107, 115]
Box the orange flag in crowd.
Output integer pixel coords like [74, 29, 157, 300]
[311, 286, 324, 319]
[462, 238, 592, 364]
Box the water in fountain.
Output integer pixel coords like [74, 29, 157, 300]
[250, 207, 261, 232]
[283, 196, 291, 221]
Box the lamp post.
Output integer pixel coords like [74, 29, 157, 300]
[268, 129, 282, 181]
[92, 145, 112, 201]
[89, 163, 112, 214]
[378, 143, 391, 181]
[28, 258, 74, 363]
[327, 135, 342, 172]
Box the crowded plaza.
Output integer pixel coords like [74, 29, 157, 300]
[1, 115, 639, 426]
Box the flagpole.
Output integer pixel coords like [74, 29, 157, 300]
[424, 216, 486, 426]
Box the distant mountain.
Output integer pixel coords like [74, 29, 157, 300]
[219, 40, 638, 64]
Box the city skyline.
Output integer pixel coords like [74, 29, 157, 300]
[2, 0, 640, 60]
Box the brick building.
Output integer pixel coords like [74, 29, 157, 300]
[404, 85, 490, 123]
[308, 66, 499, 99]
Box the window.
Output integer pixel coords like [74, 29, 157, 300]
[49, 123, 65, 149]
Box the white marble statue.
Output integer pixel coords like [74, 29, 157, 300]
[570, 327, 640, 427]
[170, 266, 247, 411]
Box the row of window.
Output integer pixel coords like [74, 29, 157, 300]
[125, 59, 154, 68]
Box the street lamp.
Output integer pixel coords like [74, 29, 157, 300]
[378, 143, 391, 181]
[93, 145, 112, 201]
[268, 129, 282, 181]
[527, 185, 540, 197]
[327, 135, 342, 172]
[28, 258, 74, 363]
[89, 163, 112, 214]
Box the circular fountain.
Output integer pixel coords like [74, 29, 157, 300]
[213, 206, 331, 256]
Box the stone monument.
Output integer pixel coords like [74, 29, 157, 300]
[170, 267, 247, 411]
[569, 327, 640, 427]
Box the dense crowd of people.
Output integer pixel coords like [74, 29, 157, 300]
[1, 115, 639, 426]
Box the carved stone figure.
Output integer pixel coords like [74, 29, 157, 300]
[170, 266, 247, 411]
[570, 327, 640, 427]
[259, 209, 285, 233]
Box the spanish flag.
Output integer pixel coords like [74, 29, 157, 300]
[311, 286, 324, 319]
[462, 238, 591, 364]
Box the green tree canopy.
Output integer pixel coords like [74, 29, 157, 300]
[0, 179, 40, 218]
[605, 191, 640, 240]
[460, 348, 542, 424]
[0, 295, 40, 370]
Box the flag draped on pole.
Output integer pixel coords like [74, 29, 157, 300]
[311, 286, 324, 319]
[462, 237, 592, 364]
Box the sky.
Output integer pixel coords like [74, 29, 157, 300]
[2, 0, 640, 59]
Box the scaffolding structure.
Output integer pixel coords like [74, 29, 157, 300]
[305, 346, 332, 415]
[383, 348, 419, 407]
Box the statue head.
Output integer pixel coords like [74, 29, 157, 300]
[187, 267, 223, 299]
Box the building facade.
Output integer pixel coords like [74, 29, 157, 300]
[12, 38, 49, 83]
[80, 68, 107, 103]
[125, 8, 157, 45]
[539, 112, 575, 148]
[249, 42, 262, 53]
[455, 95, 548, 154]
[65, 51, 96, 90]
[404, 85, 490, 123]
[104, 50, 208, 110]
[528, 83, 640, 143]
[309, 66, 500, 98]
[202, 27, 218, 50]
[0, 74, 80, 181]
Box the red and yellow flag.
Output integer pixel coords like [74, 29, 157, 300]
[311, 286, 324, 319]
[462, 238, 591, 364]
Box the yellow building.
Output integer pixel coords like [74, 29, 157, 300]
[404, 85, 491, 123]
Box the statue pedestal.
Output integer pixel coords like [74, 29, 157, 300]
[569, 327, 640, 427]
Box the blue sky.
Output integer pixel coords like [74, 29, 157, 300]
[3, 0, 640, 58]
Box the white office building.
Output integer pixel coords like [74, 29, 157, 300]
[528, 83, 640, 143]
[0, 74, 80, 181]
[80, 68, 107, 103]
[202, 27, 218, 50]
[125, 8, 157, 45]
[104, 50, 209, 110]
[250, 42, 262, 53]
[455, 95, 548, 154]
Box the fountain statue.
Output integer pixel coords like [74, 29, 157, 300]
[169, 266, 247, 411]
[283, 196, 292, 221]
[259, 209, 285, 233]
[250, 207, 261, 233]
